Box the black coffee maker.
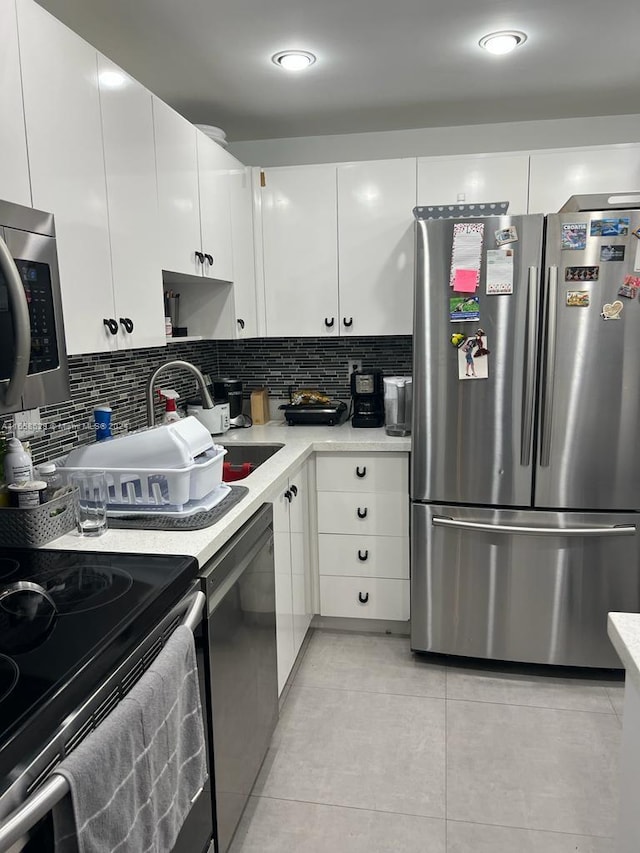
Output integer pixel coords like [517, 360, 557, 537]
[351, 371, 385, 428]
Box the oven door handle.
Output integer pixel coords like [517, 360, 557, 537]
[0, 234, 31, 411]
[0, 589, 206, 853]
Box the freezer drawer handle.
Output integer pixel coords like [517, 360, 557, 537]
[357, 550, 369, 562]
[358, 592, 369, 604]
[357, 507, 368, 519]
[356, 466, 367, 478]
[432, 516, 636, 537]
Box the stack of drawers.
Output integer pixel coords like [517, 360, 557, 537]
[316, 452, 409, 621]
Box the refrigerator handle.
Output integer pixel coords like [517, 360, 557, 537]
[539, 265, 558, 468]
[432, 516, 636, 537]
[520, 266, 539, 467]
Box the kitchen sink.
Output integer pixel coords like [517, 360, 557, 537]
[221, 443, 284, 470]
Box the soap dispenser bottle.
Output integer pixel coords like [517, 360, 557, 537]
[159, 389, 182, 424]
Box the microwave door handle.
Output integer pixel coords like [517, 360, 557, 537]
[0, 235, 30, 410]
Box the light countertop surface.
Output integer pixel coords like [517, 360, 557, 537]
[608, 613, 640, 692]
[47, 422, 411, 566]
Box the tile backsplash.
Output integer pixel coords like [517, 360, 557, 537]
[0, 335, 412, 466]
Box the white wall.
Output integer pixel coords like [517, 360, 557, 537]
[230, 114, 640, 167]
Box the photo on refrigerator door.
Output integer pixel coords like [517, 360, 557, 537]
[458, 331, 489, 380]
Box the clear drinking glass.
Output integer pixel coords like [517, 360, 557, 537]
[69, 470, 108, 536]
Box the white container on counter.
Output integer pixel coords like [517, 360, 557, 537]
[3, 438, 34, 484]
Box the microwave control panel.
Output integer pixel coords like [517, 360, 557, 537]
[19, 260, 60, 375]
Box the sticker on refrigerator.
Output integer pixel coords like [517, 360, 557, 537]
[590, 217, 630, 237]
[458, 331, 489, 381]
[452, 269, 479, 293]
[450, 222, 484, 288]
[450, 296, 480, 322]
[564, 265, 599, 282]
[601, 300, 624, 320]
[566, 291, 590, 307]
[618, 275, 640, 299]
[600, 245, 626, 262]
[486, 248, 514, 294]
[561, 223, 587, 250]
[495, 226, 518, 247]
[635, 240, 640, 271]
[632, 225, 640, 239]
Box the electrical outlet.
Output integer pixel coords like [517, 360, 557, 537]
[14, 408, 41, 440]
[347, 360, 362, 379]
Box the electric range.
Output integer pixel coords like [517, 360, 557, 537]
[0, 547, 198, 790]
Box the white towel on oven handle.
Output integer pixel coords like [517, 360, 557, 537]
[52, 625, 208, 853]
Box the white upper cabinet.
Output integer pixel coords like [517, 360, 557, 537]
[17, 0, 115, 356]
[528, 144, 640, 214]
[153, 96, 202, 278]
[228, 165, 258, 337]
[0, 0, 31, 207]
[98, 56, 165, 350]
[196, 133, 234, 282]
[260, 165, 339, 337]
[337, 158, 416, 336]
[417, 153, 530, 216]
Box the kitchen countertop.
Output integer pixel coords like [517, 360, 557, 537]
[47, 422, 411, 566]
[608, 613, 640, 691]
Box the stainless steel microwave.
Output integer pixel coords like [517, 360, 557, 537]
[0, 199, 70, 415]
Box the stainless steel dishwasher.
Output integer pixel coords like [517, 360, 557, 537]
[200, 503, 278, 853]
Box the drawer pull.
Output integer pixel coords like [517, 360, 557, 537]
[284, 490, 292, 503]
[290, 484, 298, 497]
[324, 317, 335, 328]
[358, 592, 369, 604]
[357, 507, 368, 519]
[356, 466, 367, 478]
[358, 550, 369, 562]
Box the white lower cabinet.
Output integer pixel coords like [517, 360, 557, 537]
[272, 460, 313, 695]
[316, 452, 410, 622]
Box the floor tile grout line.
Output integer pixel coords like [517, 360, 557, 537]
[445, 815, 615, 841]
[248, 792, 446, 822]
[443, 694, 619, 716]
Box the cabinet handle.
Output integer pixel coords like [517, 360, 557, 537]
[324, 317, 335, 328]
[343, 317, 353, 328]
[103, 318, 118, 335]
[205, 253, 214, 265]
[358, 550, 369, 562]
[356, 466, 367, 478]
[290, 484, 298, 497]
[119, 317, 134, 333]
[357, 507, 368, 519]
[237, 318, 245, 329]
[284, 490, 292, 503]
[358, 592, 369, 604]
[195, 251, 205, 264]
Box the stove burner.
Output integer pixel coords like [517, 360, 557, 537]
[0, 655, 18, 704]
[0, 583, 57, 655]
[0, 559, 20, 581]
[26, 566, 134, 614]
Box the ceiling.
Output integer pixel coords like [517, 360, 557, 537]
[36, 0, 640, 142]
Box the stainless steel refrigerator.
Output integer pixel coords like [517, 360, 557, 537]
[411, 194, 640, 668]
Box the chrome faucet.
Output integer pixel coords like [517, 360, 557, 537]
[146, 360, 215, 426]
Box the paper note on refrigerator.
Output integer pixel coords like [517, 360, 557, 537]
[452, 269, 478, 293]
[486, 249, 514, 295]
[450, 223, 484, 288]
[635, 239, 640, 272]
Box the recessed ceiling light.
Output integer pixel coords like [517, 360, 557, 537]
[99, 70, 128, 88]
[272, 50, 316, 71]
[479, 31, 527, 55]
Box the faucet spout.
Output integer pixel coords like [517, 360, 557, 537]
[146, 360, 214, 426]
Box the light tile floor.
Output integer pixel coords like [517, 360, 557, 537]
[229, 630, 624, 852]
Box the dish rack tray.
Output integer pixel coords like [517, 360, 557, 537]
[0, 488, 79, 548]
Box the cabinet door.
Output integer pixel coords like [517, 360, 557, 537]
[153, 97, 202, 277]
[98, 56, 165, 350]
[272, 486, 295, 696]
[528, 145, 640, 214]
[338, 158, 416, 336]
[261, 165, 339, 337]
[229, 166, 258, 337]
[18, 0, 115, 356]
[0, 0, 31, 207]
[417, 153, 530, 216]
[290, 463, 312, 657]
[196, 132, 234, 282]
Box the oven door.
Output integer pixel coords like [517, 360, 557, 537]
[0, 227, 69, 414]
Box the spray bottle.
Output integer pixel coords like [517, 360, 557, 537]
[158, 389, 182, 424]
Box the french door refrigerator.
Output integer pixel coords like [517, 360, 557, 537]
[411, 195, 640, 667]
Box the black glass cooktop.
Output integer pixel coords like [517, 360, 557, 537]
[0, 547, 198, 784]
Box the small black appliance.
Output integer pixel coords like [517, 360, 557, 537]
[351, 370, 385, 428]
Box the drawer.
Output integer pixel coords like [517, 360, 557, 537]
[320, 576, 410, 621]
[316, 452, 408, 493]
[318, 533, 409, 579]
[317, 491, 408, 537]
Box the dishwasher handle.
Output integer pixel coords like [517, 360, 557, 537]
[206, 526, 273, 613]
